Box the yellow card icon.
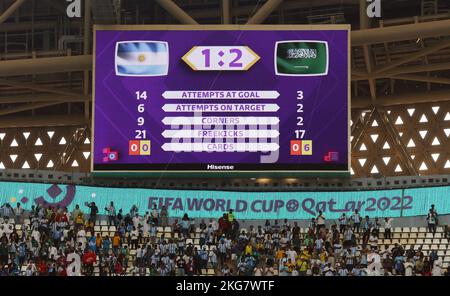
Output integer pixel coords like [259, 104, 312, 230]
[301, 140, 312, 155]
[139, 140, 151, 155]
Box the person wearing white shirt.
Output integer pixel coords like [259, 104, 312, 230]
[432, 259, 443, 276]
[76, 227, 86, 250]
[254, 266, 263, 276]
[384, 218, 393, 239]
[132, 214, 141, 229]
[209, 219, 218, 231]
[31, 229, 41, 246]
[404, 259, 414, 276]
[323, 263, 335, 276]
[368, 250, 382, 276]
[286, 248, 297, 263]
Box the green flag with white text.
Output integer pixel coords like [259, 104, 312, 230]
[275, 41, 328, 76]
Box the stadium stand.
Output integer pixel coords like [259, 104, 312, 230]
[0, 204, 448, 276]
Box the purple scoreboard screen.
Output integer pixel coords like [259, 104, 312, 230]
[92, 25, 350, 174]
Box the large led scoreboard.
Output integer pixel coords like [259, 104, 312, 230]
[92, 25, 350, 175]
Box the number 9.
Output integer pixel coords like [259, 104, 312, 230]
[137, 117, 144, 126]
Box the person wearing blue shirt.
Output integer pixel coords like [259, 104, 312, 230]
[88, 236, 96, 253]
[394, 254, 405, 275]
[102, 236, 111, 254]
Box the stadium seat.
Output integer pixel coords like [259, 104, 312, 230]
[416, 239, 424, 244]
[434, 233, 442, 238]
[400, 233, 409, 239]
[100, 220, 107, 226]
[444, 256, 450, 263]
[417, 233, 425, 238]
[164, 227, 171, 233]
[409, 233, 417, 239]
[394, 227, 402, 233]
[426, 233, 434, 238]
[436, 227, 444, 233]
[441, 239, 449, 244]
[109, 226, 116, 232]
[419, 227, 426, 233]
[101, 226, 109, 232]
[407, 239, 415, 244]
[400, 239, 408, 245]
[393, 233, 401, 239]
[402, 227, 410, 233]
[241, 228, 247, 234]
[433, 239, 440, 244]
[424, 239, 432, 244]
[422, 245, 430, 251]
[157, 227, 164, 232]
[94, 226, 101, 232]
[431, 244, 438, 250]
[438, 251, 445, 257]
[207, 269, 215, 275]
[439, 244, 447, 250]
[410, 227, 418, 233]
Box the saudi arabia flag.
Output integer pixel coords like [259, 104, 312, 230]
[275, 41, 328, 76]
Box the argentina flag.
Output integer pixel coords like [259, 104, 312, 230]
[115, 41, 169, 76]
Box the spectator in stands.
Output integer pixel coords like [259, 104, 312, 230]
[432, 259, 443, 276]
[87, 202, 99, 225]
[384, 217, 393, 239]
[429, 204, 439, 225]
[180, 214, 191, 238]
[445, 225, 450, 239]
[14, 203, 24, 224]
[363, 216, 371, 233]
[351, 210, 361, 233]
[338, 213, 347, 233]
[105, 202, 116, 226]
[116, 209, 123, 225]
[150, 204, 159, 225]
[160, 206, 169, 227]
[427, 209, 437, 234]
[316, 211, 326, 233]
[0, 203, 13, 219]
[227, 210, 235, 224]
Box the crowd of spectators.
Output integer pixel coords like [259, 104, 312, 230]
[0, 201, 449, 276]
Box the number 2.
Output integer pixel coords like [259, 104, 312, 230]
[229, 49, 243, 67]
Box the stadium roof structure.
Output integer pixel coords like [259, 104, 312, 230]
[0, 0, 449, 178]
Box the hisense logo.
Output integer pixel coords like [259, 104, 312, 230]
[66, 0, 81, 18]
[367, 0, 381, 18]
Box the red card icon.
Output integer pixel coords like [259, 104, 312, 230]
[129, 140, 140, 155]
[290, 140, 302, 155]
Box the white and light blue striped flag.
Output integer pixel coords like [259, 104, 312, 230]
[115, 41, 169, 76]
